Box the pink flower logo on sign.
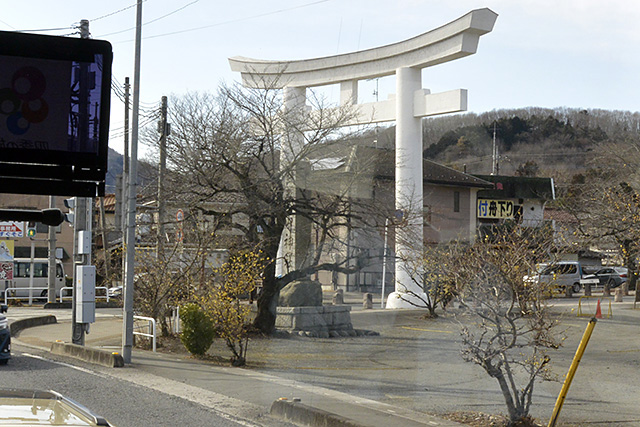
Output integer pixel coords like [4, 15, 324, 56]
[0, 66, 49, 135]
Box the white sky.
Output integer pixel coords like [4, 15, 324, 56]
[2, 0, 639, 156]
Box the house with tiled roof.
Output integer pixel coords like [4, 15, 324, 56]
[473, 174, 556, 232]
[306, 146, 495, 292]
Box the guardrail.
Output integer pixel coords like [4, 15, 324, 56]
[577, 296, 612, 318]
[59, 287, 110, 303]
[4, 287, 49, 304]
[133, 315, 156, 352]
[3, 286, 112, 304]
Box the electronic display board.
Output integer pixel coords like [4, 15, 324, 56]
[0, 30, 112, 197]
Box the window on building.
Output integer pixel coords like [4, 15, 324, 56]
[454, 191, 460, 213]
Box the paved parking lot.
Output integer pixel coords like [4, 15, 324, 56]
[10, 292, 640, 426]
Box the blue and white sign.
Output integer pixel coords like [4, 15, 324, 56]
[0, 221, 24, 238]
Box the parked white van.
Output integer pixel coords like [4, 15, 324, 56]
[2, 258, 65, 300]
[525, 261, 585, 293]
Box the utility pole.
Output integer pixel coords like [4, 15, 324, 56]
[123, 0, 143, 364]
[47, 196, 56, 303]
[115, 176, 122, 232]
[156, 96, 168, 258]
[122, 77, 130, 243]
[120, 77, 130, 292]
[71, 19, 93, 346]
[99, 197, 109, 284]
[71, 196, 92, 346]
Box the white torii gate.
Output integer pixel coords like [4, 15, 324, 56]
[229, 8, 497, 308]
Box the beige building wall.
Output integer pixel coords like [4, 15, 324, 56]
[424, 185, 478, 244]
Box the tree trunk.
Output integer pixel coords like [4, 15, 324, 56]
[253, 261, 278, 334]
[623, 240, 637, 297]
[492, 369, 521, 424]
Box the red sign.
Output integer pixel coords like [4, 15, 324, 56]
[0, 262, 13, 280]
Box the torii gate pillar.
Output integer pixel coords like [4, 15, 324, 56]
[229, 8, 498, 309]
[387, 66, 428, 307]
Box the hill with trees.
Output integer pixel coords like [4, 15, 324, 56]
[416, 107, 640, 197]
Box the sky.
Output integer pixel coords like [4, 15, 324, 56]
[2, 0, 639, 157]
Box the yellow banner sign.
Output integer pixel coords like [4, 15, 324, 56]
[477, 199, 514, 219]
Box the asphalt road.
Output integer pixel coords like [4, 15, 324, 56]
[8, 295, 640, 426]
[0, 348, 257, 427]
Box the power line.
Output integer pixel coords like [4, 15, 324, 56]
[109, 113, 159, 139]
[13, 26, 76, 33]
[98, 0, 199, 38]
[90, 0, 149, 22]
[105, 0, 330, 42]
[0, 19, 15, 30]
[110, 77, 160, 112]
[140, 0, 199, 27]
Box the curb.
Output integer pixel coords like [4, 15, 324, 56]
[10, 315, 57, 336]
[270, 399, 362, 427]
[50, 341, 124, 368]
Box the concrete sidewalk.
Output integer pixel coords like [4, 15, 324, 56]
[8, 295, 465, 427]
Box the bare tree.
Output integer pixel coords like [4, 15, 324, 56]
[562, 139, 640, 296]
[389, 223, 460, 317]
[162, 84, 382, 333]
[133, 215, 219, 337]
[452, 225, 562, 425]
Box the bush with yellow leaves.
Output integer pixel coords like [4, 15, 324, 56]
[202, 251, 267, 366]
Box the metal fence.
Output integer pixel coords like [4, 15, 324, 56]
[133, 315, 156, 352]
[59, 287, 110, 303]
[4, 287, 49, 305]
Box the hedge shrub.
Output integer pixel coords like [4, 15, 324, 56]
[179, 303, 215, 356]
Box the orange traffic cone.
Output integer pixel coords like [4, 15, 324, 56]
[595, 299, 603, 319]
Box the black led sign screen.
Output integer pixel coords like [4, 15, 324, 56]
[0, 30, 112, 197]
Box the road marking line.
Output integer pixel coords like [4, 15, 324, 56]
[22, 353, 261, 427]
[400, 326, 453, 333]
[292, 366, 404, 370]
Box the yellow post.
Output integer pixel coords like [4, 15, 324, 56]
[548, 317, 597, 427]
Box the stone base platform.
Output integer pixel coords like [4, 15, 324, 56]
[275, 305, 378, 338]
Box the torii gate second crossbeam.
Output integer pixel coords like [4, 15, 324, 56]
[229, 8, 498, 309]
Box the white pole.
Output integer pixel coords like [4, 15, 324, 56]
[48, 196, 56, 303]
[380, 218, 389, 309]
[122, 0, 143, 364]
[28, 239, 34, 306]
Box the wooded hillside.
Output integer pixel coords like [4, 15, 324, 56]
[418, 107, 640, 194]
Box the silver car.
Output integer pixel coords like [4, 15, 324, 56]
[582, 267, 628, 289]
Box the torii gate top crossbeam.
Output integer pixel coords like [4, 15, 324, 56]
[229, 8, 497, 89]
